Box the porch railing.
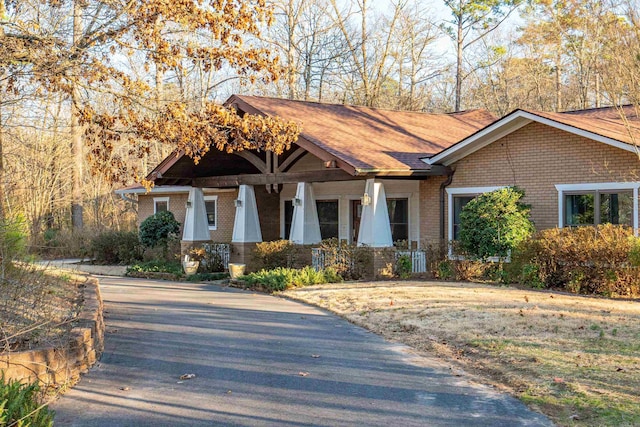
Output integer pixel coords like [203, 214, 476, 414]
[312, 247, 427, 274]
[311, 247, 355, 271]
[203, 243, 230, 270]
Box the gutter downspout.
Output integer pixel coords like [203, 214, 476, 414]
[439, 170, 455, 240]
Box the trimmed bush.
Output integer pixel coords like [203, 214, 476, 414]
[0, 375, 54, 426]
[253, 240, 295, 270]
[458, 187, 534, 260]
[139, 211, 180, 249]
[241, 266, 342, 292]
[91, 230, 142, 264]
[512, 224, 640, 297]
[396, 254, 412, 279]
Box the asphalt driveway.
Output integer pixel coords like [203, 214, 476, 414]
[52, 277, 552, 426]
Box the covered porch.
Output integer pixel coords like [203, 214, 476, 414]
[145, 94, 497, 275]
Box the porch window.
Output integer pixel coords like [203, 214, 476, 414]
[452, 195, 475, 240]
[565, 191, 633, 227]
[154, 197, 169, 214]
[204, 195, 218, 230]
[387, 198, 408, 243]
[317, 200, 339, 239]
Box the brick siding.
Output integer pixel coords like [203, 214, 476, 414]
[420, 122, 640, 241]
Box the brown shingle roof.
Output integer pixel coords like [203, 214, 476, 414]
[531, 105, 640, 146]
[232, 95, 496, 171]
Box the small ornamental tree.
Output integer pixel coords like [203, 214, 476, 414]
[139, 211, 181, 256]
[458, 187, 534, 260]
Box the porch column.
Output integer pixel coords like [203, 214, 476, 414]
[232, 184, 262, 243]
[289, 182, 322, 245]
[182, 187, 211, 242]
[357, 179, 393, 247]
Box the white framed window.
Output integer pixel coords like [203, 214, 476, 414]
[556, 183, 639, 235]
[153, 197, 169, 214]
[204, 195, 218, 230]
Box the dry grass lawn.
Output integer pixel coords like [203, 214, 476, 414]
[283, 281, 640, 427]
[0, 266, 83, 353]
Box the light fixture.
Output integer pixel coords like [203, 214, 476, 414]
[293, 197, 303, 207]
[360, 193, 371, 206]
[234, 199, 243, 207]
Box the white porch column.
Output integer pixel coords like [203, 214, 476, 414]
[232, 185, 263, 243]
[182, 187, 211, 241]
[289, 182, 322, 245]
[357, 179, 393, 247]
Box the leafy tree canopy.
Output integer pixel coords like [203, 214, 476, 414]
[0, 0, 301, 186]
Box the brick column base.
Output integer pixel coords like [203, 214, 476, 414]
[230, 242, 259, 272]
[372, 248, 396, 279]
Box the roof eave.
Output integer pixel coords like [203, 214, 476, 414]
[422, 110, 639, 166]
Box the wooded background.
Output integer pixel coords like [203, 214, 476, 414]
[1, 0, 639, 251]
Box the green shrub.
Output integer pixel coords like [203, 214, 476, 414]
[458, 187, 535, 260]
[253, 240, 295, 270]
[241, 266, 342, 292]
[91, 230, 143, 264]
[0, 375, 55, 427]
[139, 211, 180, 249]
[396, 254, 412, 279]
[126, 259, 183, 276]
[513, 225, 640, 297]
[0, 215, 28, 278]
[436, 260, 453, 280]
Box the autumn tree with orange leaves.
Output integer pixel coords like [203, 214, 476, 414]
[0, 0, 300, 226]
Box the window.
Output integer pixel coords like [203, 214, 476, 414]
[452, 195, 475, 240]
[556, 183, 639, 234]
[447, 186, 505, 243]
[283, 199, 339, 240]
[154, 197, 169, 214]
[386, 198, 409, 243]
[316, 200, 339, 239]
[204, 195, 218, 229]
[565, 191, 633, 227]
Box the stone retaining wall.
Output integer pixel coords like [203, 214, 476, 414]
[0, 276, 105, 387]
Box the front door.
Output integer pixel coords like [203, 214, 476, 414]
[351, 200, 362, 243]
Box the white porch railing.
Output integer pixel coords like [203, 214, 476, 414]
[395, 250, 427, 273]
[312, 247, 427, 274]
[311, 248, 324, 271]
[311, 247, 355, 271]
[203, 243, 230, 270]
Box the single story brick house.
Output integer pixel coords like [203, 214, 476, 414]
[117, 96, 640, 271]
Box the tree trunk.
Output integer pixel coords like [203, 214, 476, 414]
[0, 0, 6, 221]
[0, 83, 5, 223]
[455, 14, 463, 112]
[287, 0, 296, 100]
[555, 64, 562, 112]
[71, 0, 84, 229]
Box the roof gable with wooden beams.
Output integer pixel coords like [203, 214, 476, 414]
[147, 95, 497, 187]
